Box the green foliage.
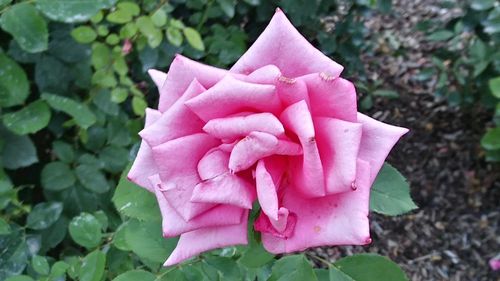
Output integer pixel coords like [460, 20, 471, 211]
[370, 163, 418, 215]
[420, 1, 500, 161]
[0, 0, 410, 280]
[333, 254, 409, 281]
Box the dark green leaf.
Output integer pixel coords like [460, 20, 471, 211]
[41, 93, 97, 129]
[39, 216, 68, 251]
[217, 0, 236, 18]
[334, 254, 409, 281]
[5, 276, 34, 281]
[481, 128, 500, 150]
[69, 213, 102, 248]
[75, 164, 110, 194]
[268, 255, 318, 281]
[124, 219, 177, 263]
[112, 165, 161, 221]
[3, 100, 51, 135]
[370, 163, 417, 216]
[1, 131, 38, 169]
[426, 30, 453, 41]
[36, 0, 116, 23]
[26, 202, 63, 230]
[372, 89, 399, 99]
[79, 250, 106, 281]
[100, 146, 129, 173]
[112, 270, 156, 281]
[0, 52, 29, 107]
[31, 255, 50, 276]
[0, 227, 29, 280]
[328, 266, 354, 281]
[0, 218, 10, 235]
[470, 0, 495, 11]
[52, 141, 74, 163]
[489, 77, 500, 98]
[0, 3, 48, 53]
[41, 162, 75, 191]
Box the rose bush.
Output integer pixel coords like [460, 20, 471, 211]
[128, 8, 408, 266]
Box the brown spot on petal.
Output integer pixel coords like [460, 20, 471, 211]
[319, 72, 335, 81]
[351, 181, 357, 190]
[313, 226, 321, 233]
[278, 75, 296, 84]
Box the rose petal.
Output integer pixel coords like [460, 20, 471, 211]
[280, 100, 325, 197]
[315, 117, 362, 194]
[152, 133, 219, 221]
[357, 113, 409, 184]
[301, 74, 357, 122]
[243, 64, 281, 84]
[276, 76, 310, 108]
[191, 173, 256, 209]
[164, 211, 249, 266]
[231, 8, 343, 78]
[197, 148, 230, 180]
[149, 174, 244, 237]
[254, 207, 297, 238]
[127, 108, 162, 191]
[203, 112, 285, 141]
[259, 159, 372, 254]
[158, 54, 228, 112]
[255, 158, 286, 220]
[228, 132, 300, 173]
[140, 79, 206, 147]
[185, 76, 281, 122]
[148, 69, 167, 89]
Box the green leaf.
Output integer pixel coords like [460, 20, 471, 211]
[216, 0, 236, 18]
[0, 52, 29, 107]
[426, 30, 454, 41]
[470, 0, 495, 11]
[52, 141, 74, 163]
[5, 276, 34, 281]
[107, 10, 133, 24]
[151, 9, 167, 27]
[112, 165, 161, 221]
[41, 162, 75, 191]
[100, 146, 128, 173]
[334, 254, 409, 281]
[26, 202, 63, 230]
[42, 93, 97, 129]
[36, 0, 116, 23]
[489, 77, 500, 99]
[329, 266, 355, 281]
[50, 261, 69, 278]
[268, 255, 318, 281]
[79, 250, 106, 281]
[31, 255, 50, 276]
[136, 16, 163, 48]
[40, 216, 68, 251]
[69, 213, 102, 248]
[481, 128, 500, 150]
[0, 3, 48, 53]
[71, 26, 97, 44]
[0, 226, 29, 279]
[112, 270, 156, 281]
[372, 89, 399, 99]
[124, 219, 177, 263]
[183, 27, 205, 51]
[369, 163, 417, 216]
[0, 218, 10, 235]
[75, 164, 110, 194]
[132, 96, 147, 116]
[2, 100, 51, 135]
[117, 2, 140, 16]
[1, 131, 38, 169]
[166, 27, 183, 47]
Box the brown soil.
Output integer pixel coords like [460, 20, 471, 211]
[312, 1, 500, 280]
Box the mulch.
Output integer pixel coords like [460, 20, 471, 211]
[310, 1, 500, 280]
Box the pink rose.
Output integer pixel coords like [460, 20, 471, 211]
[128, 8, 408, 266]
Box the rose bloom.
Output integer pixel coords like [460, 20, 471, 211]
[128, 8, 408, 266]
